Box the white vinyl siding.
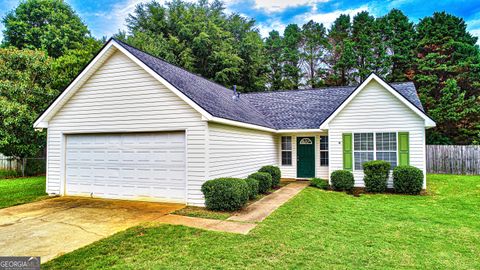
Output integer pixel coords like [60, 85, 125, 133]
[328, 80, 426, 188]
[45, 50, 207, 205]
[208, 122, 277, 179]
[279, 133, 329, 180]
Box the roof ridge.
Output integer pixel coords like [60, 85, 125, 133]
[243, 86, 354, 95]
[243, 81, 414, 95]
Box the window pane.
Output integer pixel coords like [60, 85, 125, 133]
[376, 151, 397, 168]
[320, 136, 328, 150]
[281, 136, 292, 150]
[354, 134, 360, 150]
[354, 133, 373, 151]
[320, 151, 329, 166]
[282, 151, 292, 166]
[354, 151, 374, 170]
[376, 132, 396, 151]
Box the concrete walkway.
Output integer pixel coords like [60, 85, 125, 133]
[156, 182, 309, 235]
[156, 214, 256, 234]
[228, 181, 309, 223]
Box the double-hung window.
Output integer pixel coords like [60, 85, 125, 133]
[353, 132, 397, 170]
[354, 133, 374, 170]
[320, 136, 329, 166]
[376, 132, 397, 168]
[281, 136, 292, 166]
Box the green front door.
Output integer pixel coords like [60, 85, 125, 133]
[297, 137, 315, 178]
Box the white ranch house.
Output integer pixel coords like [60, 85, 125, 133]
[34, 39, 436, 206]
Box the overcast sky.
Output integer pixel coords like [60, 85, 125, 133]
[1, 0, 479, 44]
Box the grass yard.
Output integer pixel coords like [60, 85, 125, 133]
[0, 176, 48, 209]
[43, 174, 480, 269]
[173, 206, 232, 220]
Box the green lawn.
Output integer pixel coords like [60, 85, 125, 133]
[0, 176, 48, 209]
[172, 206, 232, 220]
[43, 174, 480, 269]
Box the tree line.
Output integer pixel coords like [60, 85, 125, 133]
[0, 0, 479, 169]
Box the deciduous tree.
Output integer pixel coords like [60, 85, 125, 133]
[2, 0, 97, 58]
[0, 48, 56, 175]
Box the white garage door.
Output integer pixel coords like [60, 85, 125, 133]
[65, 132, 186, 202]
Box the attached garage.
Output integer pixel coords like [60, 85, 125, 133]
[65, 132, 186, 203]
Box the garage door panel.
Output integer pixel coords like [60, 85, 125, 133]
[65, 132, 186, 202]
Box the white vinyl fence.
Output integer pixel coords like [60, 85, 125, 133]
[0, 153, 19, 171]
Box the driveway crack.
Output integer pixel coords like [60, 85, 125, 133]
[39, 218, 106, 237]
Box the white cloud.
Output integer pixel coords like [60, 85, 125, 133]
[250, 0, 330, 13]
[294, 5, 369, 29]
[466, 17, 480, 45]
[467, 28, 480, 45]
[257, 19, 287, 36]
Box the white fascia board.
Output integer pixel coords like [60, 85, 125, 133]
[209, 117, 327, 133]
[319, 73, 436, 129]
[276, 129, 324, 133]
[111, 41, 213, 121]
[209, 116, 277, 133]
[34, 42, 117, 128]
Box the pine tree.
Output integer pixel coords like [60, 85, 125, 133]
[352, 11, 389, 82]
[415, 12, 480, 144]
[427, 79, 480, 144]
[300, 20, 328, 88]
[326, 14, 356, 86]
[379, 9, 416, 82]
[352, 12, 376, 82]
[282, 24, 303, 89]
[265, 30, 284, 91]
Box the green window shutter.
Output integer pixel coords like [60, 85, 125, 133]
[398, 132, 410, 166]
[343, 133, 353, 171]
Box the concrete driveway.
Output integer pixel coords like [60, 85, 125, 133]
[0, 197, 184, 262]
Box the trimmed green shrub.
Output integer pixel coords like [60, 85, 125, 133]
[248, 172, 272, 194]
[362, 160, 391, 193]
[331, 170, 354, 191]
[258, 165, 281, 187]
[393, 165, 424, 194]
[244, 178, 259, 199]
[310, 178, 329, 190]
[201, 178, 249, 211]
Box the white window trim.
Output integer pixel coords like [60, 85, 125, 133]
[353, 132, 399, 171]
[281, 136, 293, 166]
[319, 135, 329, 167]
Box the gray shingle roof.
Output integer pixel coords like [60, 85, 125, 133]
[115, 39, 424, 130]
[115, 39, 275, 129]
[243, 82, 424, 129]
